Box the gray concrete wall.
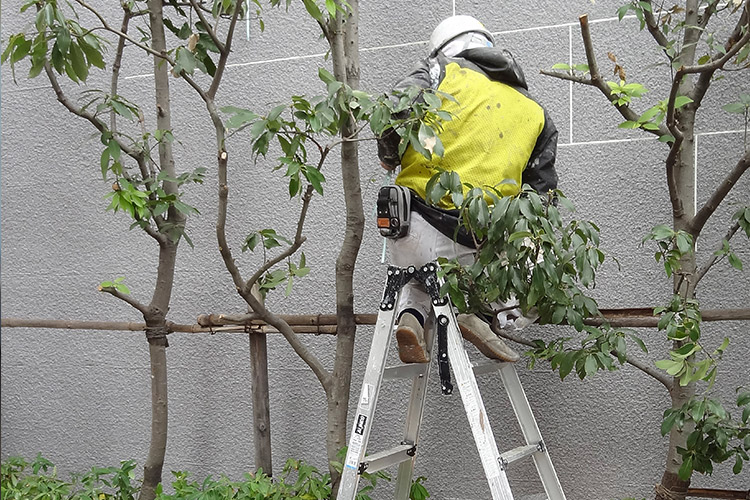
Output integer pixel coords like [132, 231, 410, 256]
[1, 1, 748, 499]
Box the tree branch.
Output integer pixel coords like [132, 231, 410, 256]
[44, 64, 167, 244]
[246, 185, 314, 290]
[574, 15, 670, 138]
[99, 287, 149, 315]
[188, 0, 226, 55]
[208, 3, 241, 100]
[695, 221, 741, 284]
[692, 1, 750, 106]
[623, 352, 673, 390]
[493, 326, 672, 390]
[689, 149, 750, 237]
[110, 4, 132, 132]
[642, 0, 671, 52]
[73, 0, 169, 62]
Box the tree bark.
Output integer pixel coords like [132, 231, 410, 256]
[328, 0, 362, 493]
[249, 331, 273, 475]
[658, 7, 700, 494]
[139, 2, 181, 498]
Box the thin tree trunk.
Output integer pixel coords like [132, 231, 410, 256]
[329, 0, 361, 493]
[658, 29, 700, 495]
[141, 336, 169, 500]
[139, 2, 182, 498]
[249, 332, 273, 475]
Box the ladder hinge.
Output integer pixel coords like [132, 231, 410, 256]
[357, 462, 368, 475]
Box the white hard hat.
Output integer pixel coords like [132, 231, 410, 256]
[428, 15, 494, 56]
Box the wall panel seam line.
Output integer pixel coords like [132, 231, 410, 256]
[558, 129, 743, 147]
[569, 24, 574, 144]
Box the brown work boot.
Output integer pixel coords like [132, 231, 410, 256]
[396, 312, 429, 363]
[457, 314, 520, 362]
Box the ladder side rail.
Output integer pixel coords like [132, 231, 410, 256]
[393, 317, 436, 500]
[337, 304, 399, 499]
[499, 363, 567, 500]
[435, 302, 515, 500]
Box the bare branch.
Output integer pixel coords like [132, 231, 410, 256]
[110, 4, 132, 132]
[188, 0, 226, 55]
[689, 149, 750, 237]
[692, 1, 750, 106]
[641, 0, 671, 51]
[695, 221, 741, 283]
[208, 4, 242, 99]
[99, 287, 149, 315]
[623, 352, 673, 390]
[539, 69, 592, 85]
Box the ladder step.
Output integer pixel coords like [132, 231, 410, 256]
[499, 441, 545, 471]
[359, 444, 416, 474]
[471, 359, 508, 376]
[383, 363, 429, 381]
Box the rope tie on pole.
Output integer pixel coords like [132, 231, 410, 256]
[145, 326, 169, 346]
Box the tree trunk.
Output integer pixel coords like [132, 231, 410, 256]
[139, 2, 182, 498]
[657, 38, 700, 495]
[141, 332, 169, 500]
[249, 332, 273, 475]
[329, 1, 361, 493]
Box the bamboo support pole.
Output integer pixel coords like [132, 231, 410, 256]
[686, 487, 750, 499]
[2, 308, 749, 335]
[0, 309, 748, 334]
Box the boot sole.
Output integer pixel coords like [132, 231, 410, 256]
[459, 324, 518, 363]
[396, 327, 429, 363]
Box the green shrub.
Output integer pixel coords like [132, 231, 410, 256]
[1, 454, 138, 500]
[1, 455, 429, 500]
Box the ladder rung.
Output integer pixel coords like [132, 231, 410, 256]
[499, 441, 545, 470]
[359, 444, 416, 474]
[471, 359, 508, 376]
[383, 363, 429, 381]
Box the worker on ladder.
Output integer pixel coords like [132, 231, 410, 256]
[377, 15, 559, 364]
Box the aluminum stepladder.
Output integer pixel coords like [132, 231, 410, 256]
[337, 262, 566, 500]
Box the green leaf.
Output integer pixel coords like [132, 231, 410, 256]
[733, 456, 743, 475]
[659, 134, 676, 143]
[661, 411, 679, 436]
[304, 166, 326, 195]
[551, 63, 571, 70]
[325, 0, 336, 17]
[723, 102, 747, 114]
[302, 0, 323, 21]
[618, 120, 641, 129]
[673, 96, 693, 109]
[68, 42, 89, 81]
[79, 35, 105, 69]
[628, 333, 648, 353]
[508, 231, 532, 243]
[173, 200, 199, 215]
[559, 354, 575, 380]
[678, 455, 693, 481]
[728, 253, 743, 270]
[584, 354, 597, 376]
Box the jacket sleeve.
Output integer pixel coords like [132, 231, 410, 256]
[377, 59, 434, 169]
[522, 108, 559, 194]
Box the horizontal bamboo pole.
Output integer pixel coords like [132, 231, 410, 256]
[2, 308, 749, 335]
[686, 487, 750, 499]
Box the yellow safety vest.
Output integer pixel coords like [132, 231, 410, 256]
[396, 62, 545, 208]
